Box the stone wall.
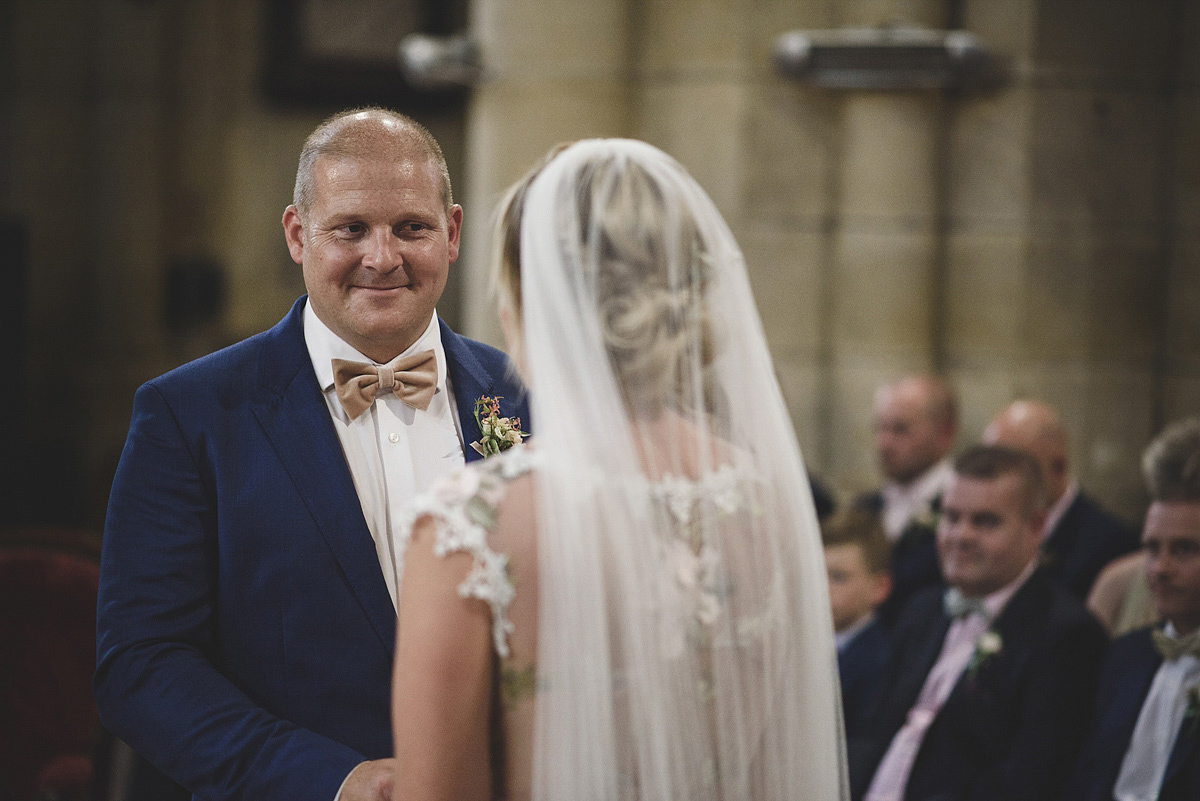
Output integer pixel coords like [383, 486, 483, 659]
[1, 0, 1195, 526]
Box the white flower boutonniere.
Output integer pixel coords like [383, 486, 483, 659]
[966, 630, 1003, 679]
[470, 396, 528, 457]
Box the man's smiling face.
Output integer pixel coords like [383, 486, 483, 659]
[284, 150, 461, 363]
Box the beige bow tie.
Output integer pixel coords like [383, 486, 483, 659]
[332, 350, 437, 420]
[1152, 628, 1200, 662]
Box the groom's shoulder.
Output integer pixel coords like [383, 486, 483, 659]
[144, 303, 301, 398]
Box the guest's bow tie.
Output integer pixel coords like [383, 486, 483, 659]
[1152, 628, 1200, 662]
[943, 587, 987, 621]
[332, 350, 437, 420]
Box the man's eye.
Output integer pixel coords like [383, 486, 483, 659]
[341, 224, 365, 236]
[400, 222, 427, 234]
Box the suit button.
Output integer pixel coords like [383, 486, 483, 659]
[388, 432, 400, 443]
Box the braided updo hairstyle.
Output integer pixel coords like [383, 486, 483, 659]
[493, 145, 717, 415]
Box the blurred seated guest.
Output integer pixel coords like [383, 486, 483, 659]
[1064, 417, 1200, 801]
[811, 474, 837, 520]
[849, 445, 1107, 801]
[823, 509, 893, 739]
[983, 399, 1139, 599]
[856, 375, 957, 623]
[1088, 551, 1155, 637]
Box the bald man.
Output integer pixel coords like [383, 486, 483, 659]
[856, 375, 958, 623]
[983, 399, 1138, 599]
[95, 109, 530, 801]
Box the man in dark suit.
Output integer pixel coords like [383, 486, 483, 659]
[856, 375, 958, 623]
[983, 399, 1139, 599]
[850, 445, 1107, 801]
[823, 509, 893, 740]
[94, 109, 529, 801]
[1064, 417, 1200, 801]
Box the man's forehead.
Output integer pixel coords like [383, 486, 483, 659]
[945, 473, 1022, 508]
[1144, 501, 1200, 540]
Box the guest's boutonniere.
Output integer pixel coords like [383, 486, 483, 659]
[1185, 684, 1200, 727]
[912, 505, 940, 531]
[966, 630, 1003, 680]
[470, 395, 528, 456]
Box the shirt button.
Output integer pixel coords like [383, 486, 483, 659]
[388, 432, 400, 443]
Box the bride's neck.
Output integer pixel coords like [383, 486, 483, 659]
[629, 408, 722, 481]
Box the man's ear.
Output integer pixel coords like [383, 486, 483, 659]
[282, 205, 306, 265]
[446, 204, 464, 264]
[871, 572, 893, 608]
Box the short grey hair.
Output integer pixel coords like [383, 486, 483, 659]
[1143, 417, 1200, 503]
[292, 107, 452, 214]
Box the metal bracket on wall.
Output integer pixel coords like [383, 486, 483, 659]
[772, 26, 1006, 92]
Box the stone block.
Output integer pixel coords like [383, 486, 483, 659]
[96, 0, 166, 98]
[10, 0, 94, 96]
[1167, 235, 1200, 364]
[961, 0, 1038, 63]
[639, 0, 747, 73]
[1022, 232, 1160, 362]
[832, 229, 936, 354]
[838, 94, 942, 222]
[742, 82, 839, 224]
[1174, 92, 1200, 232]
[635, 79, 747, 218]
[943, 233, 1026, 359]
[1029, 88, 1167, 228]
[772, 357, 828, 475]
[1033, 0, 1176, 85]
[947, 89, 1032, 228]
[475, 0, 630, 78]
[739, 227, 826, 354]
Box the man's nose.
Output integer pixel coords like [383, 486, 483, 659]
[362, 230, 402, 270]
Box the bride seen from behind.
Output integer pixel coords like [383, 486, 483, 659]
[392, 139, 849, 801]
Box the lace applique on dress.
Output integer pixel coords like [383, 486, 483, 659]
[398, 446, 540, 659]
[643, 464, 751, 656]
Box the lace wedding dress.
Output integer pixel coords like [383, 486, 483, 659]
[396, 138, 848, 801]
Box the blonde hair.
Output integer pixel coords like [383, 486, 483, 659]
[492, 145, 717, 412]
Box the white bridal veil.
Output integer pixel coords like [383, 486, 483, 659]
[515, 139, 848, 800]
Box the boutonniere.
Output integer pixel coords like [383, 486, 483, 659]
[911, 505, 940, 531]
[470, 395, 528, 456]
[1186, 683, 1200, 721]
[966, 630, 1003, 679]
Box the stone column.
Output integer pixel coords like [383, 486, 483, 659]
[826, 0, 953, 494]
[459, 0, 634, 345]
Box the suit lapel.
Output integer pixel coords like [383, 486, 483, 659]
[440, 319, 515, 464]
[251, 299, 396, 654]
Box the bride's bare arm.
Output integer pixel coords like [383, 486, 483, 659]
[392, 515, 494, 801]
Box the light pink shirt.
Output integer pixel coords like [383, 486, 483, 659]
[864, 559, 1038, 801]
[1041, 480, 1079, 544]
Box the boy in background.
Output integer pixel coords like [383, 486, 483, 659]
[824, 509, 893, 739]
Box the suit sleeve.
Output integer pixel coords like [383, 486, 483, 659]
[95, 383, 364, 801]
[959, 612, 1108, 801]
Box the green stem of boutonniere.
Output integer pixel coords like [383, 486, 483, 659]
[471, 395, 528, 456]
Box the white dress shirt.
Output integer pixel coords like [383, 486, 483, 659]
[1113, 622, 1200, 801]
[865, 558, 1037, 801]
[303, 304, 466, 610]
[880, 459, 954, 540]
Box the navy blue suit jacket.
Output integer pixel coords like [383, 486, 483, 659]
[1063, 627, 1200, 801]
[94, 298, 530, 801]
[1043, 491, 1139, 600]
[854, 490, 943, 626]
[838, 616, 891, 741]
[848, 568, 1107, 801]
